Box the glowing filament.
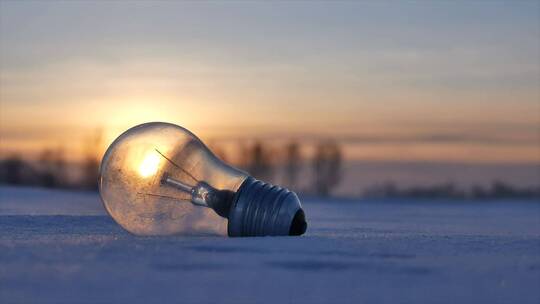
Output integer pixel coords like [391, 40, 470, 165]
[138, 152, 161, 178]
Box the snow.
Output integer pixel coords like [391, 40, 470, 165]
[1, 186, 539, 304]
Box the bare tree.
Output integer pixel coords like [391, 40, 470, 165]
[243, 141, 275, 182]
[39, 149, 60, 187]
[284, 141, 301, 190]
[81, 129, 103, 190]
[1, 155, 24, 185]
[312, 140, 342, 196]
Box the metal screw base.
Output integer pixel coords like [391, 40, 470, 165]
[227, 177, 307, 237]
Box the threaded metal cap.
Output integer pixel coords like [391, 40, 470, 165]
[227, 177, 307, 237]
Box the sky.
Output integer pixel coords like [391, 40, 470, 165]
[0, 1, 539, 164]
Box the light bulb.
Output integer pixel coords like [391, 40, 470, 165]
[98, 122, 307, 237]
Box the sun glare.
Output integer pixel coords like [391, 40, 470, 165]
[138, 152, 161, 178]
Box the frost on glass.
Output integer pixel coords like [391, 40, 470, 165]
[98, 122, 248, 236]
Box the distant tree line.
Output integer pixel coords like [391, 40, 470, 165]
[235, 140, 343, 196]
[0, 137, 344, 196]
[0, 130, 102, 191]
[2, 136, 539, 200]
[362, 181, 540, 200]
[0, 152, 99, 191]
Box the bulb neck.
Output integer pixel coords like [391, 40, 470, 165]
[227, 177, 307, 237]
[161, 173, 234, 218]
[193, 182, 235, 218]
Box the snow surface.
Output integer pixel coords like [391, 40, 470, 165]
[1, 186, 539, 304]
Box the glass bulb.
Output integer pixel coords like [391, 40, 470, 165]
[99, 122, 307, 237]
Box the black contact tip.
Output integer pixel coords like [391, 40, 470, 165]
[289, 209, 307, 236]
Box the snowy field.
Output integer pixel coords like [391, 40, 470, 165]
[1, 186, 539, 304]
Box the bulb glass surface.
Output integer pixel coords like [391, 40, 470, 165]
[99, 122, 248, 235]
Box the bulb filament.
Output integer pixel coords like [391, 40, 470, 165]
[154, 148, 199, 183]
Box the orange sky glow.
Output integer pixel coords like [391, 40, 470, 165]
[0, 2, 539, 165]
